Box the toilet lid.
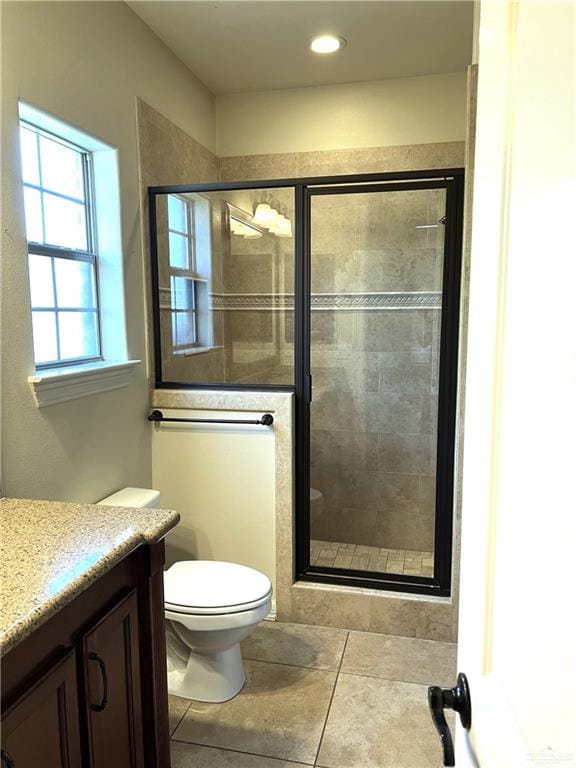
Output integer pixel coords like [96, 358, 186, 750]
[164, 560, 272, 615]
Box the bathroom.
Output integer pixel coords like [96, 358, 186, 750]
[1, 2, 574, 767]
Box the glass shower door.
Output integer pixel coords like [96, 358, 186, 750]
[306, 181, 457, 588]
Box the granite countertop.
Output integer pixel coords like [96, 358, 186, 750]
[0, 497, 180, 655]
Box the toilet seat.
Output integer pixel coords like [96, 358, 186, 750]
[164, 560, 272, 616]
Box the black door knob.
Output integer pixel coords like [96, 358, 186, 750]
[428, 672, 472, 766]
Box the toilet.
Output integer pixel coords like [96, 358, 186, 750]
[98, 487, 272, 703]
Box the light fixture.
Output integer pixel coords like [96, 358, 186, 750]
[273, 215, 293, 238]
[253, 203, 279, 230]
[230, 217, 262, 238]
[309, 34, 346, 54]
[243, 225, 262, 239]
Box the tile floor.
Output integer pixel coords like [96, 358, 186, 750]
[169, 621, 456, 767]
[310, 540, 434, 577]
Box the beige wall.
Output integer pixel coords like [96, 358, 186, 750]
[0, 1, 215, 501]
[216, 72, 467, 157]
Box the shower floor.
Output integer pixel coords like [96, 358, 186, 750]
[310, 540, 434, 577]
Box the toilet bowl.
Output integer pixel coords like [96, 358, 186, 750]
[98, 487, 272, 703]
[164, 560, 271, 702]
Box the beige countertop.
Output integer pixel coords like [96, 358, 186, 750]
[0, 497, 180, 655]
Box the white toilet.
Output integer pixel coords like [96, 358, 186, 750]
[98, 487, 272, 703]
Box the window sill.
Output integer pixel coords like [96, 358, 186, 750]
[173, 345, 222, 358]
[28, 360, 141, 407]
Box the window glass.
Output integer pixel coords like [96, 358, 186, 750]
[54, 258, 97, 309]
[58, 311, 99, 360]
[20, 121, 101, 367]
[32, 311, 58, 364]
[23, 187, 43, 243]
[28, 254, 55, 307]
[20, 126, 40, 186]
[168, 195, 188, 233]
[168, 232, 189, 271]
[43, 193, 87, 251]
[39, 134, 85, 200]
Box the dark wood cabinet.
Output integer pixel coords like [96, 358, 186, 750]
[1, 542, 170, 768]
[1, 651, 82, 768]
[83, 590, 144, 768]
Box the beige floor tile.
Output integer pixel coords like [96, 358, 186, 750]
[170, 742, 309, 767]
[354, 545, 380, 556]
[315, 556, 336, 567]
[341, 632, 457, 687]
[241, 621, 348, 671]
[316, 674, 448, 768]
[169, 694, 191, 736]
[173, 660, 336, 764]
[333, 554, 353, 568]
[319, 548, 335, 559]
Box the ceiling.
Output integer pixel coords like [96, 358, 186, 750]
[127, 1, 474, 95]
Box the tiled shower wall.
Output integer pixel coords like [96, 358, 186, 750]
[307, 190, 444, 552]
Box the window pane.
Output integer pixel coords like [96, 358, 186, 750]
[58, 311, 99, 360]
[54, 258, 97, 309]
[28, 254, 55, 308]
[171, 276, 195, 311]
[32, 311, 58, 364]
[169, 232, 189, 270]
[20, 127, 40, 185]
[39, 135, 85, 200]
[173, 312, 196, 348]
[43, 193, 87, 250]
[23, 187, 44, 243]
[168, 195, 188, 233]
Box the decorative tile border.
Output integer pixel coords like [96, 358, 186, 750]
[209, 292, 442, 311]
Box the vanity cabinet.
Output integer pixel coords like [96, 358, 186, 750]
[1, 542, 170, 768]
[1, 651, 82, 768]
[83, 591, 144, 768]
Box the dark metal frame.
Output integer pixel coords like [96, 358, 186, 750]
[148, 168, 465, 596]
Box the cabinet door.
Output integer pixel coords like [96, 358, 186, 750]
[1, 650, 82, 768]
[83, 590, 144, 768]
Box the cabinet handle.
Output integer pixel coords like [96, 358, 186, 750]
[1, 750, 16, 768]
[88, 652, 108, 712]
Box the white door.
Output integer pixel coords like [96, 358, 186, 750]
[454, 1, 576, 766]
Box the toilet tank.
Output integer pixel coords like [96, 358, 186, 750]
[97, 487, 161, 509]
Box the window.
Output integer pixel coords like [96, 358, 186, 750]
[20, 122, 101, 368]
[167, 194, 209, 353]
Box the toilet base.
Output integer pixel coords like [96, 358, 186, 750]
[168, 642, 246, 703]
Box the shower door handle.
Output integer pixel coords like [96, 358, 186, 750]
[428, 673, 472, 766]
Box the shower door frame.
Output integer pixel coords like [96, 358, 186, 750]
[295, 170, 465, 597]
[148, 168, 464, 597]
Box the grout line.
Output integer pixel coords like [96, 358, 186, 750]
[312, 631, 350, 767]
[170, 698, 193, 738]
[242, 655, 343, 673]
[170, 739, 315, 766]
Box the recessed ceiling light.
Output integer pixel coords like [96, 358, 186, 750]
[309, 35, 346, 55]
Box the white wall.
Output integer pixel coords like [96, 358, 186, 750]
[216, 72, 467, 157]
[152, 410, 276, 594]
[0, 1, 215, 501]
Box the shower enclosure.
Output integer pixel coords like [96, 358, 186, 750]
[149, 169, 464, 595]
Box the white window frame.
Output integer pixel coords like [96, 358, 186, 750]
[19, 102, 140, 407]
[167, 194, 207, 354]
[21, 121, 103, 369]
